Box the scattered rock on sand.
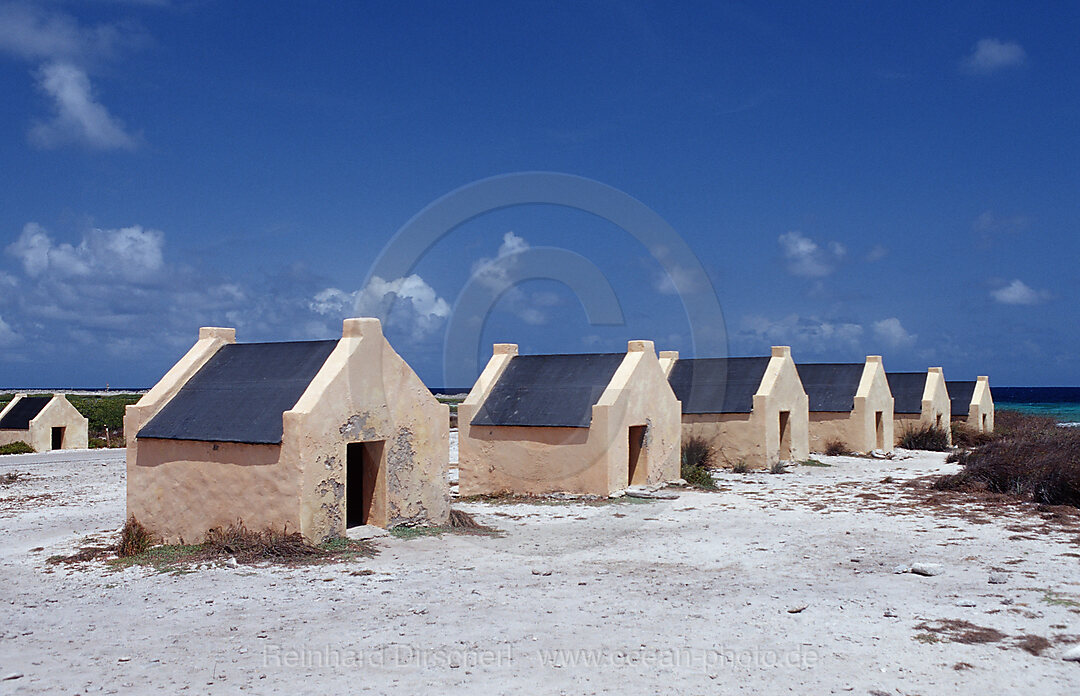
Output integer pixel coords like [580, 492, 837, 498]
[910, 563, 944, 577]
[3, 673, 24, 681]
[1063, 644, 1080, 662]
[225, 557, 239, 568]
[625, 489, 679, 500]
[892, 564, 909, 574]
[346, 525, 389, 540]
[988, 572, 1007, 584]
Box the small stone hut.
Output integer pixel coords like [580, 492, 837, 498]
[947, 376, 995, 433]
[797, 356, 894, 454]
[458, 340, 681, 496]
[888, 368, 952, 444]
[0, 394, 88, 451]
[664, 346, 809, 468]
[126, 318, 449, 543]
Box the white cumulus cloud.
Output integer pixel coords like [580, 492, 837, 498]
[8, 221, 163, 281]
[0, 315, 19, 347]
[778, 231, 845, 278]
[990, 279, 1048, 305]
[312, 274, 450, 342]
[962, 38, 1026, 74]
[29, 62, 137, 150]
[872, 317, 916, 348]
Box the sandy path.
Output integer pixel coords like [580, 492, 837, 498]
[1, 449, 1078, 694]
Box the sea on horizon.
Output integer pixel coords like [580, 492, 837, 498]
[994, 386, 1080, 424]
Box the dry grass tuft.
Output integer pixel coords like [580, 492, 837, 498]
[448, 508, 495, 531]
[116, 516, 156, 557]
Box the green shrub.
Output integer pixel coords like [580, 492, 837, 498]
[681, 437, 718, 489]
[801, 458, 831, 467]
[769, 461, 789, 474]
[682, 463, 718, 489]
[0, 441, 34, 455]
[898, 423, 951, 451]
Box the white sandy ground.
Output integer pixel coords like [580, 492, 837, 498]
[1, 448, 1078, 695]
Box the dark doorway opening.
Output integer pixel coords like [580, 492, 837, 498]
[628, 425, 647, 486]
[778, 411, 791, 460]
[874, 411, 885, 450]
[51, 427, 64, 451]
[347, 441, 385, 528]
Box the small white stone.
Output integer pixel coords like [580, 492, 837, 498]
[1062, 644, 1080, 662]
[910, 562, 944, 577]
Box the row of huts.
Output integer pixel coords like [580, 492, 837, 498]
[125, 319, 994, 543]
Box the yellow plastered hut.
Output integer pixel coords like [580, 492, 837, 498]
[458, 340, 681, 496]
[798, 356, 894, 454]
[663, 346, 809, 468]
[888, 368, 952, 444]
[125, 318, 449, 544]
[0, 394, 88, 451]
[947, 376, 994, 433]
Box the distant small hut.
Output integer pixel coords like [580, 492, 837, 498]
[664, 346, 809, 468]
[888, 368, 952, 444]
[946, 376, 994, 433]
[797, 356, 894, 454]
[0, 394, 88, 452]
[458, 340, 681, 497]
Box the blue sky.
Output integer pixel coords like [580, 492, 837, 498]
[0, 1, 1077, 388]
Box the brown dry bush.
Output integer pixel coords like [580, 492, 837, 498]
[204, 520, 326, 563]
[116, 516, 156, 557]
[951, 422, 995, 448]
[898, 423, 951, 451]
[934, 412, 1080, 508]
[824, 439, 853, 456]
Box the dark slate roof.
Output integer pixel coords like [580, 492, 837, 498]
[0, 396, 51, 430]
[796, 363, 866, 412]
[887, 372, 928, 414]
[946, 381, 976, 416]
[470, 353, 625, 428]
[668, 357, 771, 414]
[138, 340, 338, 444]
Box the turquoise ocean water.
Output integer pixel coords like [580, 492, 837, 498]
[994, 387, 1080, 424]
